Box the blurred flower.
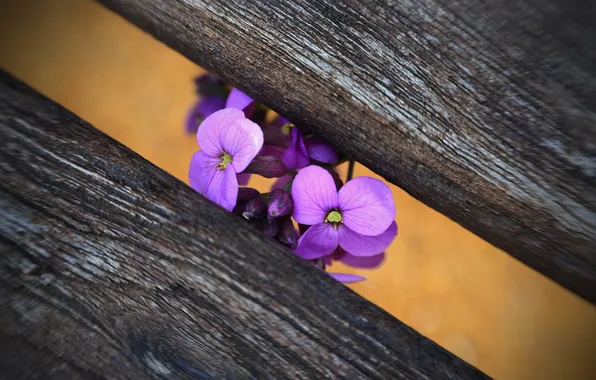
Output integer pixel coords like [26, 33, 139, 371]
[186, 74, 228, 134]
[291, 165, 396, 259]
[185, 98, 226, 135]
[189, 108, 263, 211]
[194, 73, 228, 97]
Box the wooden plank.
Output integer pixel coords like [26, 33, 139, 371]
[96, 0, 596, 303]
[0, 70, 488, 379]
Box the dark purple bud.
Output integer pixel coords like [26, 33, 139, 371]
[259, 145, 285, 158]
[277, 218, 298, 249]
[267, 189, 293, 220]
[245, 156, 288, 178]
[194, 74, 227, 97]
[242, 198, 267, 220]
[263, 218, 279, 238]
[234, 187, 260, 216]
[237, 187, 260, 204]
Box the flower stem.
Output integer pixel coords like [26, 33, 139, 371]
[346, 160, 355, 182]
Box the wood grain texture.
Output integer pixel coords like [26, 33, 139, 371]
[96, 0, 596, 303]
[0, 70, 489, 379]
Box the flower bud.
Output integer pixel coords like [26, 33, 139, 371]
[277, 218, 298, 249]
[233, 187, 260, 216]
[245, 156, 288, 178]
[237, 187, 260, 204]
[267, 189, 293, 221]
[263, 218, 279, 238]
[242, 198, 267, 220]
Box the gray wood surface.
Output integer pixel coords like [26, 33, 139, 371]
[97, 0, 596, 303]
[0, 70, 489, 378]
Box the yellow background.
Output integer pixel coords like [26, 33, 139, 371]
[1, 1, 594, 378]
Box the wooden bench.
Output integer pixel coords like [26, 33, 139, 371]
[1, 0, 595, 377]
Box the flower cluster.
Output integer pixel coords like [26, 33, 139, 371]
[187, 74, 398, 283]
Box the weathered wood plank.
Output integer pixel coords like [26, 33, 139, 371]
[0, 71, 488, 379]
[96, 0, 596, 303]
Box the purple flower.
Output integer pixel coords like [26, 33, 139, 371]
[305, 137, 338, 165]
[291, 165, 397, 259]
[189, 108, 264, 211]
[185, 74, 228, 134]
[185, 97, 226, 134]
[226, 88, 255, 117]
[281, 126, 310, 169]
[276, 120, 337, 170]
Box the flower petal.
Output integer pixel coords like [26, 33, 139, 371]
[237, 173, 251, 186]
[341, 251, 386, 269]
[197, 108, 245, 157]
[189, 151, 238, 211]
[221, 118, 264, 172]
[293, 223, 338, 260]
[338, 177, 396, 236]
[198, 96, 226, 119]
[225, 88, 254, 111]
[186, 97, 227, 135]
[281, 128, 310, 169]
[189, 151, 218, 193]
[185, 102, 202, 134]
[328, 273, 366, 283]
[338, 221, 397, 256]
[292, 165, 339, 225]
[305, 138, 338, 164]
[272, 174, 293, 190]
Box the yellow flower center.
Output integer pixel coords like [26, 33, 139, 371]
[218, 151, 233, 170]
[325, 210, 342, 224]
